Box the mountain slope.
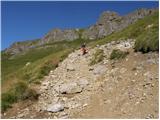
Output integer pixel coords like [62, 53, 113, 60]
[2, 39, 158, 119]
[1, 9, 159, 115]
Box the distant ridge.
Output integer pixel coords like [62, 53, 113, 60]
[4, 8, 158, 55]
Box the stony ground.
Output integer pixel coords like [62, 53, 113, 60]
[2, 40, 159, 119]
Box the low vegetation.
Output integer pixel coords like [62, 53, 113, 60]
[110, 49, 129, 60]
[134, 23, 158, 53]
[1, 82, 38, 112]
[90, 49, 104, 65]
[1, 38, 90, 112]
[88, 11, 159, 53]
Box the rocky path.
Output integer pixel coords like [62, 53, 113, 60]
[34, 42, 111, 118]
[73, 50, 159, 119]
[2, 40, 159, 119]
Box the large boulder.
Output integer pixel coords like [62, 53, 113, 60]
[77, 79, 89, 88]
[57, 79, 89, 94]
[59, 82, 82, 94]
[47, 103, 64, 113]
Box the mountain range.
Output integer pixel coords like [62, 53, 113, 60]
[4, 8, 158, 55]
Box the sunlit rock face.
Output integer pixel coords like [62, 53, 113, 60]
[81, 8, 158, 40]
[4, 8, 158, 55]
[42, 29, 79, 43]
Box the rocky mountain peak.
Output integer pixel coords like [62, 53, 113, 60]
[42, 28, 79, 43]
[97, 11, 121, 24]
[4, 8, 158, 56]
[81, 8, 158, 40]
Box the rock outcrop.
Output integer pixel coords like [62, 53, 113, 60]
[41, 29, 79, 43]
[4, 39, 41, 55]
[81, 8, 157, 39]
[4, 8, 158, 56]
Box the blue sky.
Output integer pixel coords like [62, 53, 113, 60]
[1, 1, 158, 50]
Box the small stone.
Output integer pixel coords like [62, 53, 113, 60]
[146, 82, 152, 85]
[104, 99, 111, 104]
[131, 80, 136, 83]
[135, 101, 140, 105]
[42, 81, 49, 86]
[145, 114, 154, 119]
[59, 82, 82, 94]
[128, 92, 135, 100]
[155, 76, 158, 79]
[77, 79, 89, 88]
[62, 97, 68, 102]
[134, 73, 138, 76]
[47, 103, 64, 113]
[151, 83, 154, 87]
[59, 112, 68, 118]
[120, 68, 127, 74]
[50, 70, 54, 74]
[89, 67, 94, 71]
[51, 75, 56, 78]
[143, 93, 147, 97]
[65, 101, 81, 109]
[122, 110, 127, 114]
[59, 115, 68, 119]
[17, 113, 25, 118]
[83, 103, 88, 107]
[140, 99, 144, 103]
[66, 65, 75, 71]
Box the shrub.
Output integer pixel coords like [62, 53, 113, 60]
[22, 88, 39, 100]
[134, 24, 158, 53]
[39, 61, 58, 77]
[1, 91, 17, 112]
[59, 53, 69, 62]
[110, 49, 129, 60]
[1, 101, 12, 112]
[90, 49, 104, 65]
[1, 82, 38, 112]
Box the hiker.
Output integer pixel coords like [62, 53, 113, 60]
[81, 43, 87, 55]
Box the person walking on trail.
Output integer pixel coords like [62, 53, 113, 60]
[81, 43, 87, 55]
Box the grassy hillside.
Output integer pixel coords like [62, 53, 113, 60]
[1, 11, 158, 112]
[1, 38, 92, 111]
[2, 38, 90, 88]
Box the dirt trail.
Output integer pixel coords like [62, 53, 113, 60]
[72, 49, 159, 119]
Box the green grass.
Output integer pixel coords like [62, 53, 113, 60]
[90, 49, 104, 65]
[1, 38, 89, 83]
[1, 38, 90, 111]
[134, 23, 159, 53]
[110, 49, 129, 60]
[1, 81, 38, 112]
